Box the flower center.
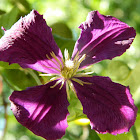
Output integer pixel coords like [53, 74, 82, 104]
[39, 49, 93, 99]
[65, 60, 74, 69]
[60, 49, 86, 80]
[61, 60, 74, 79]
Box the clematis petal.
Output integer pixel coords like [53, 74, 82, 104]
[0, 10, 63, 74]
[9, 81, 69, 140]
[72, 76, 137, 135]
[72, 11, 136, 68]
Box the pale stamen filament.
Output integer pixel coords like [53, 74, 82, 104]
[50, 76, 61, 82]
[39, 73, 58, 77]
[72, 78, 84, 86]
[50, 79, 63, 88]
[78, 54, 86, 64]
[72, 78, 92, 85]
[42, 65, 61, 72]
[67, 80, 77, 97]
[77, 65, 92, 72]
[46, 54, 60, 69]
[64, 49, 70, 61]
[74, 72, 93, 77]
[50, 52, 63, 69]
[83, 71, 94, 75]
[66, 81, 70, 99]
[73, 51, 79, 62]
[40, 50, 92, 98]
[72, 54, 86, 75]
[61, 57, 65, 65]
[59, 80, 65, 90]
[75, 54, 86, 69]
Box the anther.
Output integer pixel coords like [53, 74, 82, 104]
[65, 60, 74, 69]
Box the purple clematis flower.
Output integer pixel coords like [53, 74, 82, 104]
[0, 10, 137, 140]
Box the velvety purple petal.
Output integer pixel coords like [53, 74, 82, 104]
[9, 81, 69, 140]
[0, 10, 63, 74]
[72, 76, 137, 135]
[72, 11, 136, 68]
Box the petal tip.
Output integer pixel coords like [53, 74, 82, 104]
[78, 10, 103, 30]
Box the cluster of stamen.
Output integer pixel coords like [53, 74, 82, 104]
[61, 49, 86, 80]
[40, 49, 93, 99]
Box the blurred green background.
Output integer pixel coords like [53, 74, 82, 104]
[0, 0, 140, 140]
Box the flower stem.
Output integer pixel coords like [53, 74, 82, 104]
[27, 69, 42, 85]
[80, 126, 89, 140]
[1, 73, 20, 90]
[1, 92, 8, 140]
[131, 125, 138, 140]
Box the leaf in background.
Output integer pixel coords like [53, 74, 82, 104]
[98, 133, 129, 140]
[133, 113, 140, 140]
[0, 9, 6, 15]
[107, 60, 140, 110]
[0, 78, 3, 95]
[122, 60, 140, 111]
[11, 0, 31, 13]
[88, 129, 101, 140]
[0, 7, 19, 37]
[67, 90, 85, 122]
[53, 34, 75, 56]
[107, 60, 131, 81]
[133, 87, 140, 112]
[1, 69, 37, 90]
[51, 22, 73, 39]
[124, 60, 140, 93]
[0, 61, 20, 69]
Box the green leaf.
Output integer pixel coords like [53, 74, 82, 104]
[124, 60, 140, 92]
[51, 22, 73, 39]
[122, 60, 140, 108]
[1, 69, 37, 90]
[0, 7, 19, 37]
[133, 86, 140, 109]
[88, 129, 101, 140]
[0, 9, 6, 15]
[0, 61, 20, 69]
[131, 125, 139, 140]
[108, 60, 131, 81]
[132, 113, 140, 140]
[98, 133, 129, 140]
[53, 34, 76, 56]
[67, 90, 85, 122]
[11, 0, 31, 13]
[126, 113, 140, 140]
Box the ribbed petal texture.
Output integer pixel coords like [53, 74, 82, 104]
[72, 11, 136, 68]
[73, 76, 137, 135]
[0, 10, 63, 74]
[9, 81, 69, 140]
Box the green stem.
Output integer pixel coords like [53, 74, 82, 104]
[131, 125, 139, 140]
[80, 126, 89, 140]
[27, 69, 42, 85]
[1, 73, 20, 90]
[1, 92, 8, 140]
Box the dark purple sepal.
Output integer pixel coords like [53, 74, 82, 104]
[0, 10, 63, 74]
[72, 76, 137, 135]
[72, 11, 136, 68]
[9, 81, 69, 140]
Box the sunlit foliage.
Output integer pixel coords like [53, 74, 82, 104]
[0, 0, 140, 140]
